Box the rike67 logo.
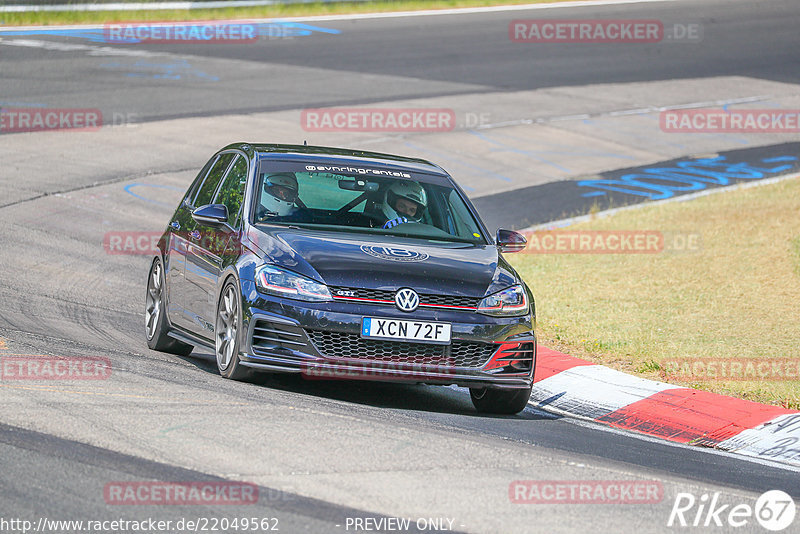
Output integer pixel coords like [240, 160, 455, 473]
[668, 490, 796, 531]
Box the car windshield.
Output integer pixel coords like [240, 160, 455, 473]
[253, 165, 487, 244]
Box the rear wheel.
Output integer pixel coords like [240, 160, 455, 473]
[215, 279, 251, 380]
[470, 385, 532, 415]
[145, 258, 193, 355]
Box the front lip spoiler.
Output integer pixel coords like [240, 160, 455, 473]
[238, 353, 533, 389]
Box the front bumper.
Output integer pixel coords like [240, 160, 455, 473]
[238, 291, 536, 389]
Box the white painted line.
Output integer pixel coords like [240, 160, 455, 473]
[473, 95, 773, 131]
[524, 171, 800, 231]
[531, 364, 676, 419]
[607, 108, 651, 117]
[0, 0, 675, 30]
[0, 37, 171, 57]
[548, 114, 591, 122]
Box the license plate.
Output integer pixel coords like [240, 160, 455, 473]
[361, 317, 451, 344]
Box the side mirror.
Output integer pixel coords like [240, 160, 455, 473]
[192, 204, 229, 227]
[496, 228, 527, 253]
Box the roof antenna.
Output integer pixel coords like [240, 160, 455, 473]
[303, 140, 308, 146]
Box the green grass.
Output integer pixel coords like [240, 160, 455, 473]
[1, 0, 586, 26]
[509, 177, 800, 410]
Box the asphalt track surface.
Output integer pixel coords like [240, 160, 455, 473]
[1, 0, 799, 122]
[1, 1, 800, 533]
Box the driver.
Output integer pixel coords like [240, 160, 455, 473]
[380, 181, 427, 229]
[259, 172, 299, 219]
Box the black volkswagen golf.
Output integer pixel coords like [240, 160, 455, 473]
[145, 143, 536, 414]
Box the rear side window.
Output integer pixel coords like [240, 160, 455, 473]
[193, 153, 235, 207]
[213, 155, 248, 227]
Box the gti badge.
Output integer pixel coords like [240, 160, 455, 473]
[395, 288, 420, 312]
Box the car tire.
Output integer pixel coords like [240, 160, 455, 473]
[146, 257, 193, 356]
[215, 278, 251, 381]
[469, 385, 532, 415]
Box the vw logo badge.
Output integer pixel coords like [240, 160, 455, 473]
[395, 288, 420, 312]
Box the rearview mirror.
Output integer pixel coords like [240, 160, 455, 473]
[192, 204, 229, 227]
[496, 229, 527, 253]
[339, 180, 379, 192]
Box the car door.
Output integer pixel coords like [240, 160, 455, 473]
[165, 154, 217, 330]
[184, 153, 247, 338]
[172, 152, 235, 334]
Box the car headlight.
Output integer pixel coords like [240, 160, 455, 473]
[255, 265, 331, 302]
[477, 284, 529, 317]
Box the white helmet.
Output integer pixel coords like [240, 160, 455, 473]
[261, 172, 298, 217]
[382, 181, 427, 222]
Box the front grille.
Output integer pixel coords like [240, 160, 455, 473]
[329, 286, 480, 310]
[305, 330, 496, 368]
[251, 319, 308, 355]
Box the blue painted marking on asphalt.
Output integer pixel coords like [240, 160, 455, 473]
[0, 28, 108, 42]
[578, 154, 798, 199]
[762, 156, 797, 163]
[267, 21, 341, 37]
[124, 183, 183, 206]
[0, 101, 49, 108]
[467, 129, 571, 173]
[0, 21, 339, 43]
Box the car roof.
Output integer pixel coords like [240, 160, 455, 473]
[222, 142, 452, 183]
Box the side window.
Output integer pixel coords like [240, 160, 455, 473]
[447, 189, 482, 240]
[213, 155, 248, 227]
[184, 155, 218, 206]
[193, 153, 235, 207]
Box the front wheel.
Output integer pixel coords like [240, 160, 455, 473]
[470, 385, 532, 415]
[215, 279, 251, 380]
